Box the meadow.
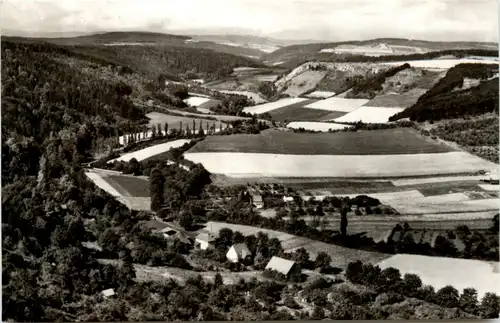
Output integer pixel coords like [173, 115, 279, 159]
[186, 128, 455, 155]
[377, 254, 500, 299]
[183, 151, 495, 178]
[304, 97, 370, 112]
[363, 88, 427, 107]
[282, 70, 328, 97]
[267, 102, 347, 122]
[381, 58, 499, 69]
[305, 90, 337, 99]
[286, 121, 352, 132]
[333, 106, 406, 123]
[242, 97, 309, 114]
[111, 139, 191, 162]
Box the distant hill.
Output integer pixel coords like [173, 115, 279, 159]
[264, 38, 499, 66]
[390, 63, 499, 122]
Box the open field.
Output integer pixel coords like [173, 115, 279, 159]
[478, 184, 499, 191]
[391, 175, 488, 186]
[187, 128, 455, 155]
[111, 139, 191, 162]
[183, 96, 213, 107]
[267, 102, 347, 122]
[381, 58, 499, 69]
[305, 91, 337, 99]
[286, 121, 352, 132]
[242, 97, 309, 114]
[104, 175, 150, 197]
[377, 254, 500, 299]
[333, 106, 406, 123]
[146, 112, 227, 128]
[363, 88, 427, 107]
[282, 70, 328, 97]
[184, 151, 497, 178]
[303, 97, 370, 112]
[202, 222, 390, 268]
[388, 197, 498, 215]
[218, 90, 267, 104]
[85, 171, 122, 197]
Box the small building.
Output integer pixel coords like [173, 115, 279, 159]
[265, 256, 301, 277]
[101, 288, 115, 298]
[195, 232, 217, 250]
[251, 193, 264, 209]
[283, 196, 294, 203]
[226, 243, 252, 263]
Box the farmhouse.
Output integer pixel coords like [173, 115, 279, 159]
[101, 288, 116, 299]
[195, 232, 217, 250]
[250, 192, 264, 209]
[226, 243, 252, 263]
[265, 256, 301, 277]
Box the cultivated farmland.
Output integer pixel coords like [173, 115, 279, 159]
[267, 101, 347, 122]
[377, 254, 500, 299]
[184, 151, 496, 178]
[187, 128, 454, 155]
[363, 88, 427, 107]
[201, 222, 390, 268]
[303, 97, 370, 112]
[286, 121, 352, 132]
[305, 90, 337, 99]
[183, 96, 213, 107]
[282, 70, 328, 97]
[333, 106, 405, 123]
[242, 97, 309, 114]
[111, 139, 191, 162]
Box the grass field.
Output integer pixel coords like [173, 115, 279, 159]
[183, 96, 213, 107]
[218, 90, 267, 104]
[286, 122, 352, 132]
[267, 102, 347, 122]
[283, 70, 328, 97]
[305, 90, 337, 99]
[146, 112, 227, 128]
[363, 88, 427, 107]
[105, 175, 150, 197]
[187, 128, 455, 155]
[184, 151, 495, 178]
[111, 139, 191, 162]
[304, 97, 370, 112]
[377, 254, 500, 299]
[242, 97, 310, 115]
[202, 222, 390, 268]
[333, 106, 406, 123]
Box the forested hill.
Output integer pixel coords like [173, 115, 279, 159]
[390, 63, 499, 122]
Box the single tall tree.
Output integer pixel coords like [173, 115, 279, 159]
[150, 168, 165, 211]
[164, 122, 169, 136]
[340, 203, 348, 238]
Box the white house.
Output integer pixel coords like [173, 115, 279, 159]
[101, 288, 115, 298]
[251, 193, 264, 209]
[195, 232, 217, 250]
[283, 196, 294, 203]
[226, 243, 252, 263]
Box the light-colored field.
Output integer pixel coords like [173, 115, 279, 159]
[333, 106, 405, 123]
[377, 254, 500, 299]
[218, 90, 267, 104]
[331, 190, 425, 203]
[286, 121, 352, 132]
[392, 176, 488, 186]
[363, 88, 428, 107]
[305, 91, 337, 99]
[111, 139, 191, 162]
[183, 151, 496, 178]
[303, 98, 370, 112]
[183, 96, 213, 107]
[478, 184, 499, 191]
[202, 222, 390, 268]
[381, 58, 499, 69]
[282, 70, 328, 97]
[388, 197, 498, 215]
[242, 97, 309, 114]
[85, 172, 122, 197]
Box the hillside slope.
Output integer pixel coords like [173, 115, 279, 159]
[390, 63, 499, 122]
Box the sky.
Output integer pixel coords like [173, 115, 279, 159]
[1, 0, 498, 42]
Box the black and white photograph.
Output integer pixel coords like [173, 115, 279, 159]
[1, 0, 499, 321]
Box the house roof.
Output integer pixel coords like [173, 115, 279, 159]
[231, 243, 252, 258]
[265, 256, 297, 275]
[101, 288, 115, 297]
[196, 232, 217, 243]
[252, 194, 263, 202]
